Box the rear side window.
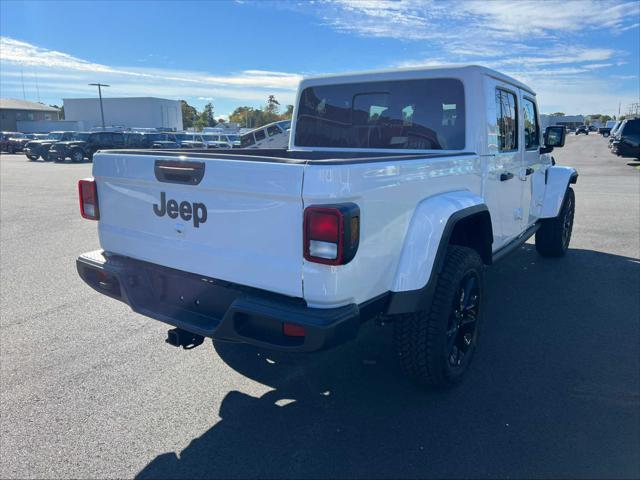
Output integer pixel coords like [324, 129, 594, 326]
[523, 98, 539, 149]
[496, 89, 518, 151]
[295, 78, 465, 150]
[241, 133, 255, 147]
[254, 129, 266, 141]
[267, 124, 281, 137]
[622, 119, 640, 135]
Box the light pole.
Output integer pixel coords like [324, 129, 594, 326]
[88, 83, 109, 130]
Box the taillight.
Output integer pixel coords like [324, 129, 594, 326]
[78, 178, 99, 220]
[304, 203, 359, 265]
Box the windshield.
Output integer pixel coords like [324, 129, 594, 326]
[226, 135, 240, 142]
[47, 132, 64, 140]
[72, 133, 90, 141]
[295, 78, 466, 150]
[202, 135, 218, 141]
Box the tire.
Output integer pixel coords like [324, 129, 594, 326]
[7, 145, 14, 154]
[535, 187, 575, 257]
[71, 149, 84, 163]
[26, 155, 38, 161]
[41, 151, 49, 162]
[393, 246, 484, 388]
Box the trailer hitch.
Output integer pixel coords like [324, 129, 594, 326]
[166, 328, 204, 350]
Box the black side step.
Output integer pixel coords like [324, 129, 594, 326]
[492, 223, 540, 263]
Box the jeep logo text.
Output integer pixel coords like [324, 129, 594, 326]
[153, 192, 207, 228]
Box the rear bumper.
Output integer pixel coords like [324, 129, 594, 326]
[77, 250, 386, 352]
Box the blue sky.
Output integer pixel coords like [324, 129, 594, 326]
[1, 0, 638, 118]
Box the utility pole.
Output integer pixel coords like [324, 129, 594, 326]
[88, 83, 110, 130]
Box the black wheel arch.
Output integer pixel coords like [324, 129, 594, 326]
[386, 204, 493, 315]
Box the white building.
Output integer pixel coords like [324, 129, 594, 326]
[63, 97, 183, 131]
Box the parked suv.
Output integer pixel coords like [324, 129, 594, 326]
[24, 131, 76, 161]
[48, 132, 92, 162]
[5, 133, 36, 153]
[126, 132, 180, 149]
[83, 131, 127, 160]
[611, 119, 640, 159]
[1, 132, 20, 152]
[575, 125, 589, 135]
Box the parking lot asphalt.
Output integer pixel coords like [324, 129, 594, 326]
[1, 135, 639, 479]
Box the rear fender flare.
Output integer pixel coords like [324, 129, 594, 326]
[390, 190, 489, 294]
[540, 166, 578, 218]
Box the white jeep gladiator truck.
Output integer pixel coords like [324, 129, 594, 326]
[77, 66, 576, 387]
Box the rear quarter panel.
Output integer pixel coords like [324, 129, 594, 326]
[302, 155, 482, 307]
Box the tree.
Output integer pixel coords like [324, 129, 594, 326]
[600, 115, 612, 124]
[280, 104, 294, 120]
[550, 112, 565, 117]
[263, 95, 281, 123]
[229, 106, 262, 128]
[199, 102, 216, 127]
[180, 100, 198, 129]
[217, 118, 226, 125]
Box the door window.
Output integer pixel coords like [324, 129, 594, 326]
[254, 129, 266, 141]
[523, 98, 539, 149]
[495, 89, 518, 151]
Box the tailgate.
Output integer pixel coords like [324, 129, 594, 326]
[93, 152, 305, 297]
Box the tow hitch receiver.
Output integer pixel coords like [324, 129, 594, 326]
[166, 328, 204, 349]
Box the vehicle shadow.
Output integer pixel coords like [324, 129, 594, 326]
[136, 246, 640, 479]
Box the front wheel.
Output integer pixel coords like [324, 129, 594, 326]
[41, 151, 49, 162]
[26, 154, 38, 161]
[393, 246, 484, 388]
[535, 187, 575, 257]
[71, 150, 84, 163]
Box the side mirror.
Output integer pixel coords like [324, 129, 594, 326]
[542, 126, 566, 153]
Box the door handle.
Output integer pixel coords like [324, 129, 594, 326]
[500, 172, 514, 181]
[525, 167, 534, 176]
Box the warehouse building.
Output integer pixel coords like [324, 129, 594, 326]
[63, 97, 183, 131]
[0, 98, 60, 131]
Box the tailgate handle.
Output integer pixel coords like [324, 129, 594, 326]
[154, 160, 205, 185]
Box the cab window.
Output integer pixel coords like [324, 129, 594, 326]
[495, 89, 518, 151]
[254, 129, 266, 141]
[523, 98, 539, 149]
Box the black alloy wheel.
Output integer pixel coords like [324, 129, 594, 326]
[446, 272, 480, 369]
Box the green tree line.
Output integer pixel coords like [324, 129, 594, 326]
[181, 95, 293, 131]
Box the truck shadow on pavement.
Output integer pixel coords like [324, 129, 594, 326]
[136, 246, 640, 479]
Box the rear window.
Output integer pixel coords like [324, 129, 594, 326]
[295, 78, 465, 150]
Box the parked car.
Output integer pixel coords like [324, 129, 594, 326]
[77, 65, 576, 388]
[24, 131, 76, 161]
[588, 125, 597, 132]
[126, 132, 180, 149]
[178, 133, 206, 149]
[5, 133, 34, 153]
[48, 132, 92, 162]
[0, 132, 20, 152]
[610, 119, 640, 159]
[608, 121, 623, 147]
[240, 120, 291, 149]
[575, 125, 589, 135]
[598, 126, 612, 137]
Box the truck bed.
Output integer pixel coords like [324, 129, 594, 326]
[105, 148, 476, 165]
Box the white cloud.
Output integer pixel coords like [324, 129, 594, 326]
[0, 36, 301, 106]
[323, 0, 639, 42]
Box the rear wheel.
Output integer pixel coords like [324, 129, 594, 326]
[7, 144, 14, 154]
[535, 187, 575, 257]
[393, 246, 483, 388]
[26, 154, 38, 161]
